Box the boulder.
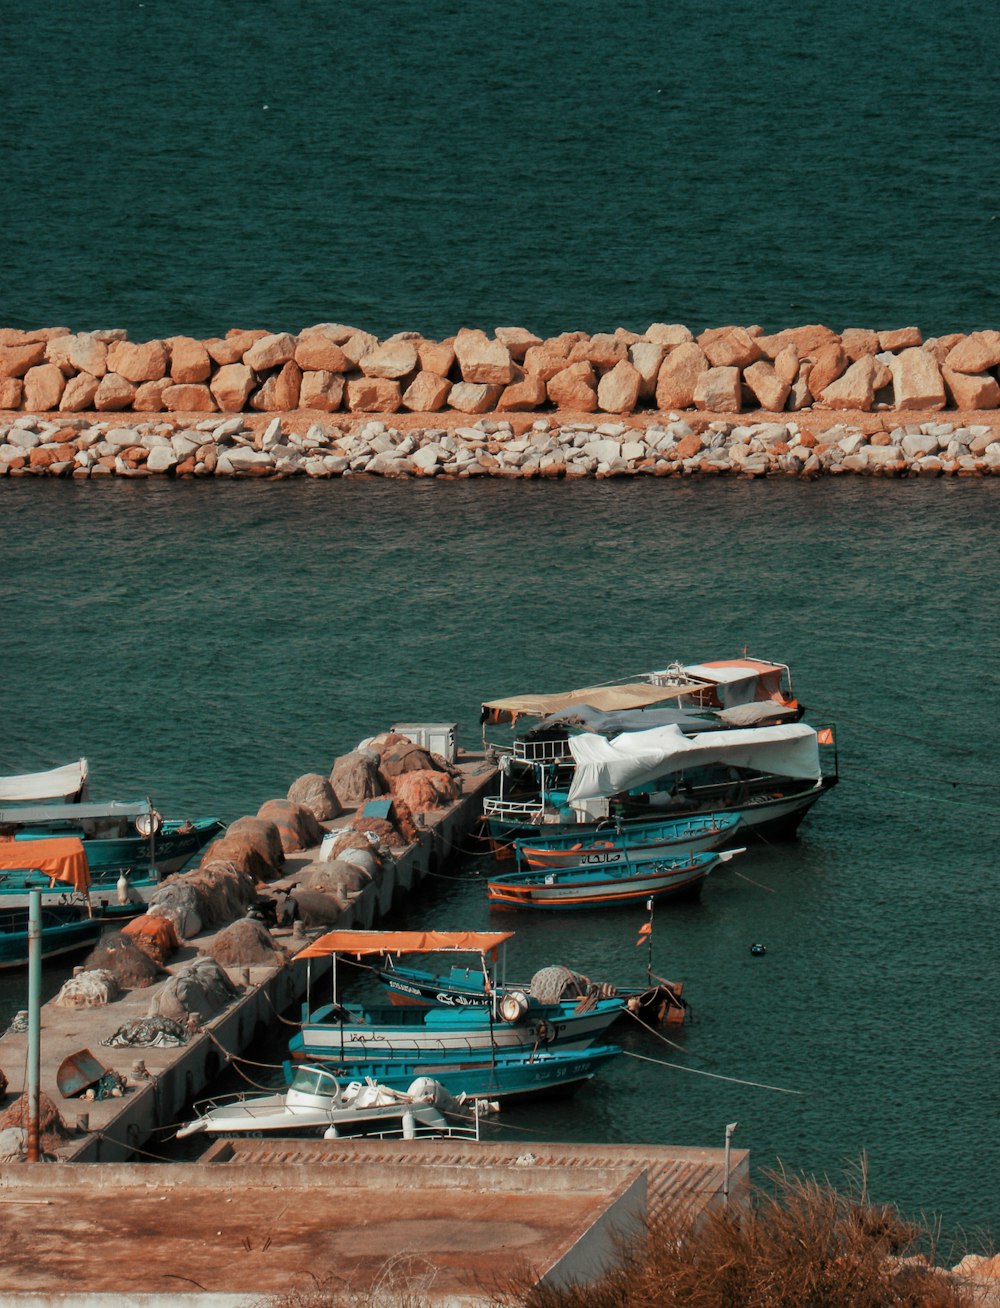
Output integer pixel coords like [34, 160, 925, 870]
[597, 360, 641, 413]
[496, 372, 547, 411]
[342, 331, 380, 366]
[568, 334, 627, 369]
[346, 377, 402, 412]
[754, 325, 839, 359]
[206, 330, 268, 365]
[805, 342, 848, 395]
[0, 341, 47, 380]
[46, 332, 108, 377]
[0, 378, 24, 408]
[299, 370, 345, 411]
[547, 361, 598, 411]
[628, 342, 666, 397]
[94, 373, 136, 411]
[402, 370, 452, 411]
[257, 798, 324, 853]
[360, 339, 419, 379]
[878, 326, 922, 351]
[59, 372, 100, 411]
[250, 360, 301, 411]
[22, 364, 65, 411]
[523, 343, 571, 381]
[889, 348, 946, 410]
[944, 330, 1000, 374]
[106, 339, 169, 383]
[288, 772, 342, 822]
[147, 957, 241, 1024]
[448, 381, 503, 413]
[817, 356, 890, 411]
[133, 379, 173, 412]
[840, 327, 880, 361]
[167, 336, 212, 383]
[693, 366, 741, 412]
[743, 361, 790, 412]
[210, 363, 255, 411]
[330, 750, 385, 808]
[453, 329, 515, 385]
[244, 332, 297, 372]
[655, 342, 709, 409]
[415, 338, 456, 377]
[294, 331, 350, 373]
[697, 326, 762, 369]
[163, 383, 216, 412]
[942, 367, 1000, 409]
[644, 323, 694, 348]
[494, 327, 542, 360]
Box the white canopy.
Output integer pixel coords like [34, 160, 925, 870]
[0, 759, 89, 804]
[567, 723, 821, 805]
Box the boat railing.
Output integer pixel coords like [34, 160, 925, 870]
[482, 797, 547, 821]
[511, 739, 573, 764]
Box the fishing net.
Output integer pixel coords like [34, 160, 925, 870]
[146, 880, 202, 940]
[0, 1091, 71, 1152]
[290, 888, 345, 927]
[84, 932, 164, 989]
[298, 858, 371, 895]
[54, 968, 121, 1008]
[225, 816, 285, 871]
[200, 824, 284, 883]
[121, 914, 180, 965]
[257, 799, 324, 854]
[102, 1016, 188, 1048]
[330, 749, 385, 808]
[147, 956, 242, 1024]
[355, 812, 405, 849]
[0, 1066, 7, 1097]
[288, 772, 342, 822]
[184, 862, 258, 926]
[529, 965, 591, 1005]
[389, 769, 460, 812]
[202, 916, 287, 967]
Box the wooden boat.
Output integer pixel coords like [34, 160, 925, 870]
[176, 1064, 481, 1141]
[0, 759, 90, 804]
[285, 1044, 623, 1102]
[0, 903, 104, 969]
[515, 811, 741, 869]
[487, 848, 743, 911]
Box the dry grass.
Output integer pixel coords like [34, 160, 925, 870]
[251, 1253, 437, 1307]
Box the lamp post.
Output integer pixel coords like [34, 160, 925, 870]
[723, 1121, 739, 1206]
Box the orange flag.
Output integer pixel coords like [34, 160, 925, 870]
[635, 922, 652, 948]
[817, 727, 835, 745]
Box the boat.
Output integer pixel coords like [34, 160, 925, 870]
[515, 811, 741, 869]
[0, 759, 90, 805]
[0, 902, 105, 969]
[285, 1044, 624, 1102]
[0, 798, 223, 906]
[487, 848, 744, 911]
[176, 1064, 483, 1141]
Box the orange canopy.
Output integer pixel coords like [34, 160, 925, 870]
[294, 929, 513, 962]
[0, 837, 90, 894]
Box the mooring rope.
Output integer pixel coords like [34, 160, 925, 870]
[623, 1048, 808, 1096]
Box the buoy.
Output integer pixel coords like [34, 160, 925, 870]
[116, 871, 130, 906]
[750, 943, 767, 956]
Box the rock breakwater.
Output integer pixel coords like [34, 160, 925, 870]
[4, 322, 1000, 421]
[3, 412, 999, 479]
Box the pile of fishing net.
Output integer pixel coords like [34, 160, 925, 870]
[288, 772, 342, 822]
[147, 956, 242, 1025]
[330, 748, 385, 808]
[0, 1091, 71, 1157]
[121, 913, 180, 965]
[83, 932, 164, 989]
[102, 1016, 188, 1048]
[201, 816, 285, 882]
[529, 965, 597, 1005]
[354, 811, 407, 849]
[183, 863, 257, 926]
[146, 880, 202, 939]
[201, 915, 287, 967]
[54, 968, 122, 1008]
[257, 798, 324, 853]
[318, 830, 382, 877]
[388, 769, 460, 813]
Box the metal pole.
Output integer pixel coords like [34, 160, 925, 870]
[27, 889, 42, 1163]
[723, 1121, 739, 1206]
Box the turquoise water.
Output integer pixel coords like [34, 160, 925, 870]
[2, 476, 997, 1247]
[4, 0, 1000, 339]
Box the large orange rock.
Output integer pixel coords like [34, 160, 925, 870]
[402, 370, 452, 411]
[817, 356, 889, 410]
[59, 372, 99, 411]
[673, 433, 704, 460]
[29, 445, 71, 469]
[250, 361, 301, 411]
[693, 366, 741, 412]
[944, 330, 1000, 373]
[597, 360, 641, 413]
[743, 360, 790, 411]
[359, 339, 419, 379]
[568, 333, 627, 369]
[628, 342, 665, 397]
[448, 381, 503, 413]
[547, 361, 598, 411]
[415, 338, 455, 377]
[755, 325, 838, 359]
[346, 377, 402, 412]
[922, 333, 964, 363]
[294, 331, 350, 373]
[645, 323, 693, 348]
[523, 342, 571, 380]
[163, 383, 217, 412]
[840, 327, 880, 361]
[22, 364, 65, 411]
[878, 326, 922, 351]
[46, 332, 108, 377]
[166, 336, 211, 383]
[106, 339, 169, 383]
[299, 370, 345, 411]
[211, 363, 255, 411]
[697, 326, 761, 368]
[342, 331, 379, 366]
[942, 367, 1000, 409]
[206, 330, 268, 366]
[244, 332, 297, 372]
[496, 372, 546, 411]
[453, 328, 515, 385]
[133, 378, 173, 411]
[773, 343, 799, 384]
[94, 372, 136, 411]
[888, 348, 946, 410]
[806, 341, 848, 395]
[495, 327, 542, 361]
[655, 342, 709, 409]
[0, 378, 23, 408]
[0, 341, 46, 380]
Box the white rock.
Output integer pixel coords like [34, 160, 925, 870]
[621, 441, 647, 461]
[865, 444, 904, 464]
[260, 418, 283, 450]
[0, 444, 25, 463]
[900, 432, 939, 458]
[226, 448, 274, 470]
[146, 447, 179, 473]
[212, 417, 245, 440]
[104, 428, 140, 450]
[304, 458, 332, 477]
[411, 443, 444, 473]
[6, 430, 40, 450]
[581, 438, 621, 463]
[838, 432, 866, 456]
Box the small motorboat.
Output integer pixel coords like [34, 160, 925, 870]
[0, 901, 105, 970]
[176, 1064, 482, 1140]
[514, 811, 741, 869]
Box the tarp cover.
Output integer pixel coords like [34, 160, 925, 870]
[715, 702, 799, 727]
[0, 759, 89, 804]
[524, 705, 722, 738]
[0, 799, 150, 826]
[0, 837, 90, 893]
[567, 722, 821, 805]
[483, 682, 694, 721]
[295, 929, 513, 961]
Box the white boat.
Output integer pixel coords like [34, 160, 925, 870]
[0, 759, 89, 804]
[176, 1064, 483, 1140]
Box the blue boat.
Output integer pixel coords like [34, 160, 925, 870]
[285, 1044, 624, 1102]
[514, 811, 741, 870]
[0, 903, 104, 970]
[488, 848, 743, 910]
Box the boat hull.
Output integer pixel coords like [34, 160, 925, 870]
[516, 812, 740, 869]
[0, 906, 104, 970]
[13, 817, 223, 878]
[488, 858, 712, 910]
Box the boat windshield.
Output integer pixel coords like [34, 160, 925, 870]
[289, 1065, 339, 1097]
